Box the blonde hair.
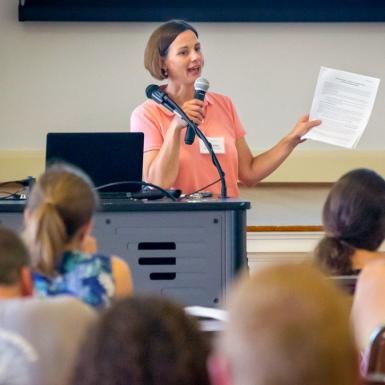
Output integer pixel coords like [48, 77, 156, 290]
[144, 20, 198, 80]
[220, 263, 358, 385]
[23, 164, 98, 277]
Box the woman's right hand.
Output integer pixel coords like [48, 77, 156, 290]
[172, 98, 205, 130]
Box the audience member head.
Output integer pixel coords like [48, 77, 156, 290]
[315, 168, 385, 275]
[0, 226, 32, 297]
[209, 263, 358, 385]
[144, 20, 199, 80]
[70, 295, 210, 385]
[23, 163, 98, 277]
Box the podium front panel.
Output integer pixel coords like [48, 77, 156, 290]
[0, 199, 249, 306]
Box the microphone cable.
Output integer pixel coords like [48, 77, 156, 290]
[95, 181, 178, 201]
[0, 177, 35, 200]
[0, 177, 35, 188]
[0, 188, 26, 200]
[184, 178, 221, 198]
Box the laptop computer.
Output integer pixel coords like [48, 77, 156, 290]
[46, 132, 144, 198]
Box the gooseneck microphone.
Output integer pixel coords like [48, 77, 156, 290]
[146, 84, 184, 119]
[145, 83, 227, 198]
[185, 77, 210, 145]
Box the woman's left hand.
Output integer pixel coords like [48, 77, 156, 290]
[287, 114, 321, 145]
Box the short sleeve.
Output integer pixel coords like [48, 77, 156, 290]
[227, 97, 246, 140]
[130, 102, 164, 152]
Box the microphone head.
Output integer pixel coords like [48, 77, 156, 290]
[145, 84, 160, 99]
[194, 77, 210, 92]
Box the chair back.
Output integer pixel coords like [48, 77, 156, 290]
[365, 325, 385, 384]
[329, 275, 358, 295]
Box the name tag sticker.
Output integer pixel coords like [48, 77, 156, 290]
[199, 137, 225, 154]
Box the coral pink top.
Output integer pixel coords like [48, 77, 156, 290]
[130, 92, 246, 197]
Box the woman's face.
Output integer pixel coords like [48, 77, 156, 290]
[162, 30, 204, 86]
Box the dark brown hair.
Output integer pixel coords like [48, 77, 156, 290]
[70, 295, 210, 385]
[0, 227, 30, 285]
[144, 20, 198, 80]
[315, 168, 385, 275]
[23, 163, 98, 277]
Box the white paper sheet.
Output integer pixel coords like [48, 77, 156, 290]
[184, 306, 227, 321]
[303, 67, 380, 148]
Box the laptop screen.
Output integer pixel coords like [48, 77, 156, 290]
[46, 132, 144, 193]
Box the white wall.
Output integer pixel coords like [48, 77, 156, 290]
[241, 184, 329, 226]
[2, 1, 385, 225]
[1, 0, 385, 151]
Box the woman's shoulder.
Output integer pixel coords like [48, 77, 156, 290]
[207, 91, 231, 101]
[130, 99, 171, 131]
[131, 99, 164, 118]
[206, 91, 236, 109]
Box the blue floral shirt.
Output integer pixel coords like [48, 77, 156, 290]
[33, 250, 115, 309]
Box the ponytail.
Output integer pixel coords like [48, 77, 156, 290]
[314, 236, 355, 275]
[24, 202, 68, 276]
[24, 163, 97, 277]
[318, 169, 385, 275]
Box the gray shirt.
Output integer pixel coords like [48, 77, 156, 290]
[0, 296, 96, 385]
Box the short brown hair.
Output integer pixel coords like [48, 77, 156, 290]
[0, 227, 30, 285]
[70, 295, 211, 385]
[220, 263, 358, 385]
[144, 20, 198, 80]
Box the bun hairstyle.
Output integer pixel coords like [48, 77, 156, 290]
[144, 20, 198, 80]
[23, 163, 98, 277]
[315, 168, 385, 275]
[315, 237, 355, 275]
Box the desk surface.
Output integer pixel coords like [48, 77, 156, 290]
[0, 198, 251, 213]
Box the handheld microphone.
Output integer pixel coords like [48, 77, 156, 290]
[194, 77, 210, 101]
[185, 77, 210, 145]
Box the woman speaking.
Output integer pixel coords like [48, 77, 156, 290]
[131, 20, 320, 197]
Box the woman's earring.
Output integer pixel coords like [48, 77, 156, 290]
[161, 68, 168, 78]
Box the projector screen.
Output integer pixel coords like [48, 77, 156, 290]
[18, 0, 385, 22]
